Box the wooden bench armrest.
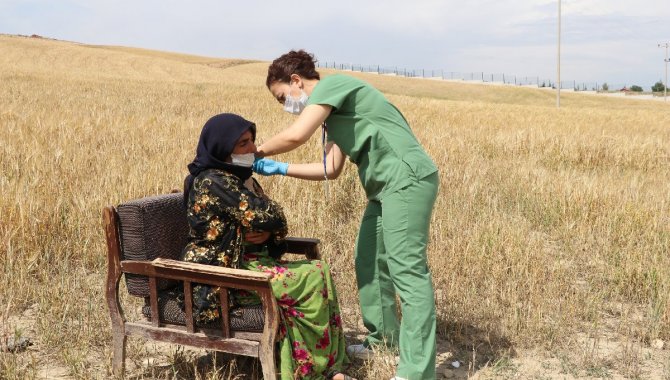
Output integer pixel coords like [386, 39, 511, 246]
[120, 258, 272, 291]
[120, 258, 280, 338]
[285, 237, 320, 259]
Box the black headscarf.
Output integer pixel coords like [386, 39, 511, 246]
[183, 113, 257, 201]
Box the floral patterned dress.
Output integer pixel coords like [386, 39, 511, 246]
[182, 168, 349, 379]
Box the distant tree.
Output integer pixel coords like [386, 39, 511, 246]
[630, 85, 643, 92]
[601, 83, 609, 91]
[651, 81, 666, 92]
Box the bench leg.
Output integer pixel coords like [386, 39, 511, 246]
[259, 343, 277, 379]
[111, 331, 127, 377]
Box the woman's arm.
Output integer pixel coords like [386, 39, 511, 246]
[202, 173, 288, 234]
[285, 142, 345, 180]
[256, 104, 332, 157]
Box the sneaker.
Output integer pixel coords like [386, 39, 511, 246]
[346, 343, 374, 360]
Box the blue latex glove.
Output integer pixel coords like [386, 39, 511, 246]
[252, 157, 289, 176]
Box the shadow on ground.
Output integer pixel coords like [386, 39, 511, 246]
[125, 319, 515, 379]
[435, 317, 515, 378]
[127, 350, 262, 380]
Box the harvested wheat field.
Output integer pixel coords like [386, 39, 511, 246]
[1, 34, 669, 379]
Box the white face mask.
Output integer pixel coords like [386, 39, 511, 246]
[230, 152, 255, 167]
[283, 88, 309, 115]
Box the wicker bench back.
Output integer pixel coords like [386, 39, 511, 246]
[116, 192, 188, 297]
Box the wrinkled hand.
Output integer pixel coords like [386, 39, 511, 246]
[245, 231, 271, 244]
[252, 158, 288, 176]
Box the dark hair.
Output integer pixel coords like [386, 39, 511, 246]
[266, 50, 320, 88]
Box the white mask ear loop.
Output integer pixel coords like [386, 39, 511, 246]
[321, 123, 329, 198]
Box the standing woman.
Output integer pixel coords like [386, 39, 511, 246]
[253, 50, 439, 380]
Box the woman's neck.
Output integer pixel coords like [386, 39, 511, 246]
[303, 78, 319, 96]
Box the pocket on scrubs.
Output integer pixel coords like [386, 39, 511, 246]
[401, 147, 438, 181]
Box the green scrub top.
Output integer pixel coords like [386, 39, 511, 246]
[307, 74, 438, 201]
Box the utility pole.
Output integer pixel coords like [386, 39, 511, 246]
[557, 0, 561, 108]
[659, 43, 669, 102]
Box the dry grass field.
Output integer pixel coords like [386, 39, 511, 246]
[1, 34, 669, 379]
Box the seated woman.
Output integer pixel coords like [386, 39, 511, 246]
[181, 113, 353, 380]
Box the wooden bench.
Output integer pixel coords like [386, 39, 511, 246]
[103, 192, 320, 378]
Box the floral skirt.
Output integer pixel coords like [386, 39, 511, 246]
[189, 250, 349, 379]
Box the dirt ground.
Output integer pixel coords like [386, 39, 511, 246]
[3, 303, 669, 379]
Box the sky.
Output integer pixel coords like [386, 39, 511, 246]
[1, 0, 669, 90]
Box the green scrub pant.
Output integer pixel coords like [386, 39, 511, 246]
[355, 172, 439, 380]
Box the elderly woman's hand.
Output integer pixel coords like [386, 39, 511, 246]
[245, 230, 271, 244]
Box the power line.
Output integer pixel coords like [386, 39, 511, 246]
[557, 0, 561, 108]
[658, 42, 669, 102]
